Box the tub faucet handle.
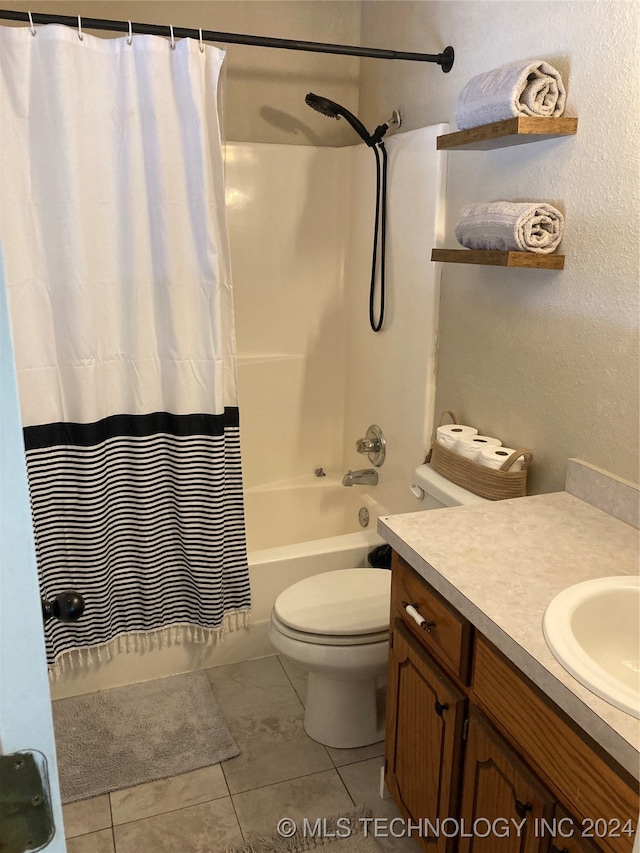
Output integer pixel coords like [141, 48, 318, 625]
[355, 437, 379, 453]
[355, 425, 386, 467]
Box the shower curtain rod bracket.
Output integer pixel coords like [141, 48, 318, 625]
[439, 46, 455, 73]
[0, 9, 454, 69]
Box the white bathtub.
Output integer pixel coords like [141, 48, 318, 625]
[245, 474, 387, 621]
[244, 474, 385, 552]
[51, 475, 388, 699]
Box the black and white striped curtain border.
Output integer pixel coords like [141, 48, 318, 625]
[24, 409, 240, 450]
[25, 411, 251, 668]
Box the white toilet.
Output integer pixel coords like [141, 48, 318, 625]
[270, 568, 391, 748]
[269, 463, 489, 749]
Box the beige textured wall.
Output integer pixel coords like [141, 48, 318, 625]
[359, 0, 640, 493]
[5, 0, 361, 145]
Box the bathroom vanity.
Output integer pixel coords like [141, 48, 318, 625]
[379, 462, 639, 853]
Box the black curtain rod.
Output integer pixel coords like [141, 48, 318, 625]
[0, 9, 454, 71]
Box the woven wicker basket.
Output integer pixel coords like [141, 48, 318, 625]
[426, 411, 532, 501]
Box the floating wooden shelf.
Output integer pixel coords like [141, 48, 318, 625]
[436, 117, 578, 151]
[431, 249, 565, 269]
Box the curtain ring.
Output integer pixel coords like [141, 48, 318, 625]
[199, 28, 205, 53]
[77, 15, 83, 41]
[127, 20, 133, 46]
[169, 25, 176, 50]
[28, 11, 36, 36]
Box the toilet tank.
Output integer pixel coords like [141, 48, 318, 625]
[412, 463, 490, 508]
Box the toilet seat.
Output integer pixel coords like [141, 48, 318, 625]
[273, 568, 391, 644]
[271, 610, 389, 646]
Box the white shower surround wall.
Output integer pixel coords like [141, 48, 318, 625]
[231, 125, 448, 513]
[341, 125, 448, 514]
[49, 126, 447, 699]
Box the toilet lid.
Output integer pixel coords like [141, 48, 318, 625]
[274, 568, 391, 636]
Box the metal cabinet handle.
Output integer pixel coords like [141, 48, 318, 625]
[402, 600, 436, 632]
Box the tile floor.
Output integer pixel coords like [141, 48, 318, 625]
[62, 655, 420, 853]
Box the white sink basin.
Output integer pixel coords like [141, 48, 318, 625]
[543, 576, 640, 718]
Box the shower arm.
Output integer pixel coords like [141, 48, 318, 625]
[369, 111, 401, 147]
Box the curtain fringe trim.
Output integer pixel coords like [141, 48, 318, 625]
[47, 608, 251, 681]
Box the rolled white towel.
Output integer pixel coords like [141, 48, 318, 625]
[455, 202, 564, 254]
[454, 59, 566, 131]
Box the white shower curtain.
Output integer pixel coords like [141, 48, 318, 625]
[0, 23, 250, 671]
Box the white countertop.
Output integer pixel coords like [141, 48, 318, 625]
[378, 490, 640, 779]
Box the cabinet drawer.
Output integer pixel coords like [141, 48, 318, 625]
[473, 635, 639, 853]
[391, 553, 472, 683]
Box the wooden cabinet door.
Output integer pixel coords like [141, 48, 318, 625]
[458, 708, 556, 853]
[548, 841, 602, 853]
[385, 619, 466, 853]
[548, 807, 606, 853]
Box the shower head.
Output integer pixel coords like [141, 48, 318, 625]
[304, 92, 342, 120]
[305, 92, 374, 145]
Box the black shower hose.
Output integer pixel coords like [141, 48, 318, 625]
[369, 141, 387, 333]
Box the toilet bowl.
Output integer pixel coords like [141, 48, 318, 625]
[269, 568, 391, 749]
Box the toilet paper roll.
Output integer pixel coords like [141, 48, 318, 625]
[436, 423, 478, 448]
[479, 446, 523, 471]
[436, 432, 458, 449]
[455, 435, 502, 461]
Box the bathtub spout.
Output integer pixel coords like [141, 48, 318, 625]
[342, 469, 378, 487]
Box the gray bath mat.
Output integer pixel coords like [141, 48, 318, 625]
[53, 670, 239, 803]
